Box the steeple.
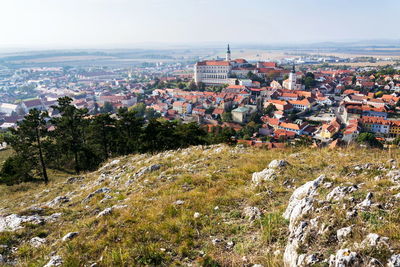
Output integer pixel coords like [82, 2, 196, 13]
[226, 44, 231, 61]
[288, 64, 297, 90]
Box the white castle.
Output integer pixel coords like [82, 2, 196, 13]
[194, 45, 288, 86]
[194, 44, 234, 86]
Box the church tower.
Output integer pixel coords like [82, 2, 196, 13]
[288, 64, 297, 90]
[226, 44, 231, 61]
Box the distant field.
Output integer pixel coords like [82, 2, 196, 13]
[11, 55, 116, 63]
[329, 61, 398, 67]
[211, 48, 400, 62]
[2, 47, 400, 67]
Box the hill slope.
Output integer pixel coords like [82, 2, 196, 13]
[0, 145, 399, 266]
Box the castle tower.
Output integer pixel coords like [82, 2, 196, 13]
[226, 44, 231, 61]
[288, 64, 296, 90]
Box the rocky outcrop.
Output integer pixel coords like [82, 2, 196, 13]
[388, 254, 400, 267]
[62, 232, 79, 242]
[44, 255, 63, 267]
[135, 164, 162, 178]
[268, 160, 288, 169]
[0, 214, 41, 232]
[283, 175, 325, 267]
[83, 187, 111, 203]
[30, 237, 46, 247]
[326, 185, 358, 202]
[97, 204, 128, 218]
[336, 226, 352, 242]
[252, 160, 288, 185]
[356, 192, 373, 210]
[0, 213, 58, 232]
[252, 168, 276, 185]
[283, 175, 324, 229]
[243, 206, 261, 221]
[361, 233, 389, 248]
[46, 196, 70, 207]
[387, 170, 400, 183]
[329, 249, 361, 267]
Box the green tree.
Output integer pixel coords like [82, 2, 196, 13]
[51, 97, 89, 173]
[264, 103, 277, 118]
[302, 72, 316, 89]
[88, 113, 116, 160]
[357, 132, 383, 148]
[145, 108, 161, 120]
[100, 102, 114, 113]
[221, 112, 233, 122]
[4, 109, 49, 183]
[116, 108, 144, 154]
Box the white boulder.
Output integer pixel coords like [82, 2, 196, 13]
[336, 226, 352, 242]
[329, 249, 361, 267]
[387, 254, 400, 267]
[268, 159, 288, 169]
[62, 232, 78, 242]
[44, 255, 63, 267]
[30, 237, 46, 247]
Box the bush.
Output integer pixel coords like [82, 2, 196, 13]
[0, 155, 34, 185]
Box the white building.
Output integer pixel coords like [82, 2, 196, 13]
[194, 60, 231, 85]
[0, 103, 18, 115]
[194, 45, 238, 85]
[288, 65, 297, 90]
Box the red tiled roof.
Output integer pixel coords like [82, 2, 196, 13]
[197, 61, 230, 66]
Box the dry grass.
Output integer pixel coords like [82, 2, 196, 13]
[0, 145, 399, 266]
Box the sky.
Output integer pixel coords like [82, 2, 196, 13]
[0, 0, 399, 49]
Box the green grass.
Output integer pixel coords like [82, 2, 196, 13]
[0, 145, 398, 266]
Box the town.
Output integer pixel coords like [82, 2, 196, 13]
[1, 45, 400, 149]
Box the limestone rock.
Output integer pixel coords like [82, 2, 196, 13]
[387, 170, 400, 183]
[297, 254, 320, 266]
[252, 168, 276, 185]
[387, 254, 400, 267]
[326, 185, 358, 202]
[0, 214, 44, 232]
[337, 226, 352, 242]
[283, 175, 324, 267]
[174, 200, 185, 205]
[329, 249, 361, 267]
[62, 232, 78, 241]
[30, 237, 46, 247]
[135, 164, 162, 178]
[46, 196, 70, 207]
[361, 233, 389, 247]
[97, 205, 128, 218]
[44, 255, 63, 267]
[99, 159, 120, 171]
[283, 175, 325, 227]
[284, 222, 308, 267]
[268, 159, 288, 169]
[243, 206, 261, 221]
[97, 208, 113, 218]
[83, 187, 111, 203]
[356, 192, 373, 209]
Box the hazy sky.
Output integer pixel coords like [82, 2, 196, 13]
[1, 0, 399, 48]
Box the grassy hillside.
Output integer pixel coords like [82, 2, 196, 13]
[0, 145, 399, 266]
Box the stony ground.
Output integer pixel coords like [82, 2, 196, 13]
[0, 145, 399, 266]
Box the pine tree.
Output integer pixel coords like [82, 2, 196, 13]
[6, 109, 49, 183]
[51, 96, 89, 174]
